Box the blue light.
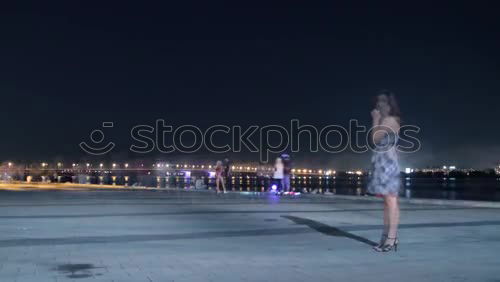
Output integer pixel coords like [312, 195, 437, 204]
[271, 184, 277, 190]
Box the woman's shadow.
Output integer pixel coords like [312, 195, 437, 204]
[281, 215, 377, 246]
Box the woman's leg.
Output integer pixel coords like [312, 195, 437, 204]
[386, 195, 400, 242]
[374, 198, 390, 249]
[382, 198, 389, 243]
[216, 176, 220, 192]
[221, 176, 226, 191]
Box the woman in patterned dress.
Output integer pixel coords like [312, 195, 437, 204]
[368, 90, 402, 252]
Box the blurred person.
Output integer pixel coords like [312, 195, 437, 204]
[223, 158, 232, 190]
[281, 153, 292, 193]
[368, 90, 402, 252]
[273, 157, 284, 194]
[215, 161, 226, 193]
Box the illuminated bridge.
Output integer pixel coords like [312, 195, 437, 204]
[0, 162, 366, 193]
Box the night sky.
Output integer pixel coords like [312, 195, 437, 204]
[1, 2, 499, 169]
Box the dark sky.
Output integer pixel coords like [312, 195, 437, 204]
[1, 2, 499, 169]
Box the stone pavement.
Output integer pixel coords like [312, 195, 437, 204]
[0, 189, 499, 282]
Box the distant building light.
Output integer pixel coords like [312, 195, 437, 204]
[405, 168, 412, 174]
[449, 166, 456, 170]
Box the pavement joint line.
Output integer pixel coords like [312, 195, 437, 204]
[79, 186, 500, 208]
[2, 184, 500, 208]
[0, 207, 489, 219]
[1, 220, 500, 248]
[308, 193, 500, 208]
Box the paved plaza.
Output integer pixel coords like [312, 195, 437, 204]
[0, 188, 499, 282]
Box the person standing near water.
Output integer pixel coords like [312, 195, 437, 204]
[368, 90, 402, 252]
[273, 157, 284, 194]
[281, 153, 292, 193]
[215, 161, 226, 193]
[223, 158, 232, 190]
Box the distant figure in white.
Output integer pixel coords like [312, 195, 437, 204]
[273, 157, 284, 193]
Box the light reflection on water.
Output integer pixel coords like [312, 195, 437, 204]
[25, 172, 500, 202]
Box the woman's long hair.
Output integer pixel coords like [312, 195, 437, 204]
[376, 89, 401, 118]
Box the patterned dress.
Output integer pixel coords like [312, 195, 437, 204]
[367, 132, 401, 196]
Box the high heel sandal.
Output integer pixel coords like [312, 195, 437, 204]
[372, 234, 387, 251]
[379, 237, 399, 252]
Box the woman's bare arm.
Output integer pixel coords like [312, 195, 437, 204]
[372, 116, 399, 144]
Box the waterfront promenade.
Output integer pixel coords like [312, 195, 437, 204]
[0, 187, 499, 282]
